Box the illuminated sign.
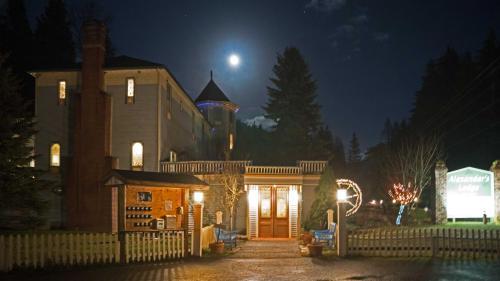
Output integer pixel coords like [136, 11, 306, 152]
[446, 167, 494, 218]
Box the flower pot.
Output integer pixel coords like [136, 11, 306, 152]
[209, 242, 225, 254]
[307, 244, 323, 257]
[301, 232, 313, 245]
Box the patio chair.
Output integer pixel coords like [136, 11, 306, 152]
[214, 227, 238, 248]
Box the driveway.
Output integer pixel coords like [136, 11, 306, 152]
[3, 240, 500, 281]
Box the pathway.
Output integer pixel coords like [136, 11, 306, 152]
[3, 240, 500, 280]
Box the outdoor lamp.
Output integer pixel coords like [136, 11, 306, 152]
[337, 189, 348, 202]
[193, 191, 204, 204]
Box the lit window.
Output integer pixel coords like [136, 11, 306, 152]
[229, 133, 234, 150]
[131, 142, 143, 170]
[50, 143, 60, 167]
[126, 78, 135, 104]
[169, 150, 177, 162]
[58, 81, 66, 105]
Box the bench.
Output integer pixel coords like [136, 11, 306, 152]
[214, 227, 238, 248]
[312, 222, 336, 247]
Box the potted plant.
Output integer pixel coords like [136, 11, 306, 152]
[209, 224, 225, 254]
[301, 229, 313, 245]
[307, 238, 323, 257]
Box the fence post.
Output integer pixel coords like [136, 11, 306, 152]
[431, 228, 437, 257]
[192, 204, 203, 257]
[336, 201, 347, 257]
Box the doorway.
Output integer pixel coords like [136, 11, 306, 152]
[258, 186, 289, 238]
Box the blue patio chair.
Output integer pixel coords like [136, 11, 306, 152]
[214, 227, 238, 248]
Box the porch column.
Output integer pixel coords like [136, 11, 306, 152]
[192, 203, 203, 257]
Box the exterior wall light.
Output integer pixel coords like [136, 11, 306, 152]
[193, 191, 204, 204]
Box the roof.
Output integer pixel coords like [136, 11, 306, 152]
[28, 55, 163, 72]
[195, 79, 231, 103]
[105, 169, 209, 189]
[105, 55, 163, 69]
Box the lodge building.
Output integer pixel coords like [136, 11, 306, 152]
[30, 21, 325, 238]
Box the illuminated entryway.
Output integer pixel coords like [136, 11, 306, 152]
[247, 185, 299, 239]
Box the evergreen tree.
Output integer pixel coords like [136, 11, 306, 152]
[478, 28, 499, 70]
[0, 0, 34, 71]
[310, 126, 334, 161]
[0, 55, 50, 229]
[70, 0, 116, 60]
[35, 0, 76, 68]
[348, 132, 361, 163]
[264, 47, 321, 163]
[304, 166, 337, 230]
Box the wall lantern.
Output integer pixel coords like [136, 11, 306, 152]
[337, 189, 348, 202]
[193, 191, 204, 204]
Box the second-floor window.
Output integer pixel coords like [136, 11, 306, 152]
[131, 142, 143, 171]
[126, 78, 135, 104]
[229, 133, 234, 150]
[58, 81, 66, 105]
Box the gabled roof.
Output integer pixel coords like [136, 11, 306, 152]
[104, 55, 163, 69]
[104, 169, 208, 189]
[195, 79, 231, 103]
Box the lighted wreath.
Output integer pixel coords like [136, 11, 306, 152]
[336, 179, 363, 216]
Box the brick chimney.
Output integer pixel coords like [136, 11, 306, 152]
[66, 21, 112, 231]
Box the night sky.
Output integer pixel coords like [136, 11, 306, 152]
[26, 0, 500, 150]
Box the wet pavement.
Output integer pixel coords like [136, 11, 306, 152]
[3, 240, 500, 281]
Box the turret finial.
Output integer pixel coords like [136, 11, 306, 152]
[210, 70, 213, 80]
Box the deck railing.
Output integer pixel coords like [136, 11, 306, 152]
[245, 166, 302, 175]
[161, 161, 252, 174]
[297, 161, 328, 174]
[348, 227, 500, 260]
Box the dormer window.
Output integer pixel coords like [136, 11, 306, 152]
[58, 81, 66, 105]
[126, 78, 135, 104]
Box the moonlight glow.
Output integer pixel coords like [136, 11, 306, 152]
[228, 54, 240, 67]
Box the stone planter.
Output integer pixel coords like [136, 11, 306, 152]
[209, 242, 225, 254]
[307, 244, 323, 257]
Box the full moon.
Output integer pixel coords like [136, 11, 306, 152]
[228, 54, 240, 67]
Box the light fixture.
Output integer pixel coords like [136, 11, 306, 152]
[337, 189, 347, 202]
[193, 191, 204, 203]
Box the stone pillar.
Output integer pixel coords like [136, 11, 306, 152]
[490, 160, 500, 223]
[327, 209, 334, 230]
[336, 203, 347, 257]
[435, 160, 448, 224]
[192, 204, 203, 257]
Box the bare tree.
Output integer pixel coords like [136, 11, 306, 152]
[219, 167, 243, 232]
[383, 134, 443, 210]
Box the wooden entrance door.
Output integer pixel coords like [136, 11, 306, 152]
[258, 186, 289, 238]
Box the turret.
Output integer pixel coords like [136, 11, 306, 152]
[195, 71, 239, 160]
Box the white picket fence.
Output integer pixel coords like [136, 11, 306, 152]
[0, 232, 120, 272]
[123, 231, 184, 263]
[348, 227, 500, 260]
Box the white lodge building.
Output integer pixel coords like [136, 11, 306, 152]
[31, 21, 325, 238]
